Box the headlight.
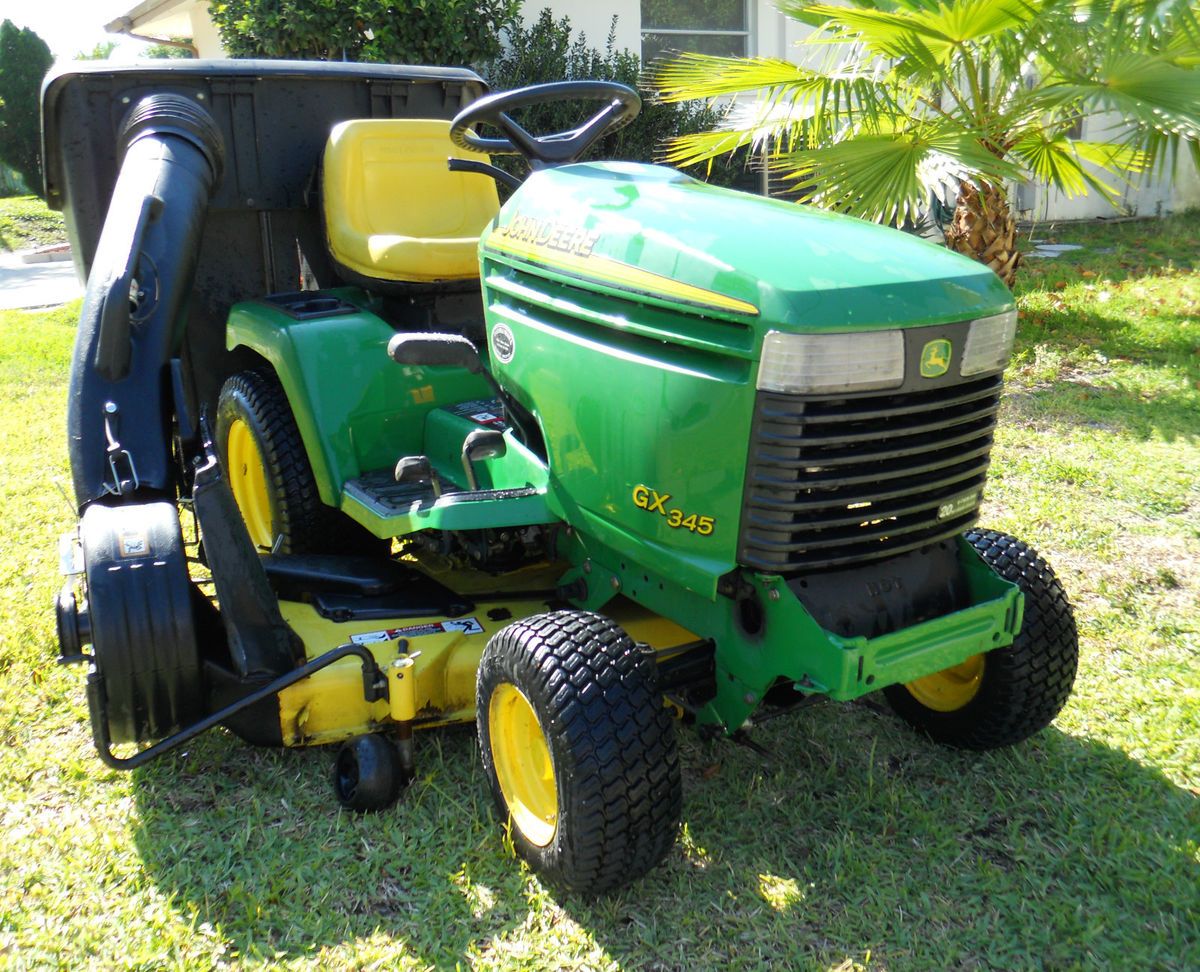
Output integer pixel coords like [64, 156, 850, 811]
[757, 330, 905, 395]
[961, 309, 1018, 376]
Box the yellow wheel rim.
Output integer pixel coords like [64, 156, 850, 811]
[489, 683, 557, 847]
[225, 418, 274, 551]
[905, 654, 986, 712]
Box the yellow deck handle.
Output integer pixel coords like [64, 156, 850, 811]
[389, 655, 418, 723]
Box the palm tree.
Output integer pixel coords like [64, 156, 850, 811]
[651, 0, 1200, 286]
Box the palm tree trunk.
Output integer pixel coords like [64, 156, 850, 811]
[944, 180, 1020, 288]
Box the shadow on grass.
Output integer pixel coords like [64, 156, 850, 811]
[1005, 375, 1200, 444]
[129, 705, 1199, 969]
[1005, 297, 1200, 444]
[1017, 302, 1200, 369]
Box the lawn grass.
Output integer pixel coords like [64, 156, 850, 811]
[0, 196, 67, 252]
[1, 214, 1197, 970]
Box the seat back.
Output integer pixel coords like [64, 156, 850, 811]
[322, 118, 501, 284]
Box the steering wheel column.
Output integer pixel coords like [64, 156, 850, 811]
[449, 81, 641, 171]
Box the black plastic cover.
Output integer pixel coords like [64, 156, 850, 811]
[80, 501, 205, 744]
[788, 539, 969, 640]
[261, 552, 475, 621]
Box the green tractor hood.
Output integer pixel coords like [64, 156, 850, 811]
[481, 161, 1013, 335]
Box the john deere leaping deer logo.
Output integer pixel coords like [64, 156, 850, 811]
[920, 339, 952, 378]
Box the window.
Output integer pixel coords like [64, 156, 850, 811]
[641, 0, 749, 63]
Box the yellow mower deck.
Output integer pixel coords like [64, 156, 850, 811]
[275, 566, 697, 747]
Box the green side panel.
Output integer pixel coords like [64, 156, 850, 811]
[483, 280, 755, 598]
[478, 163, 1016, 599]
[225, 290, 492, 504]
[341, 401, 556, 536]
[422, 405, 550, 492]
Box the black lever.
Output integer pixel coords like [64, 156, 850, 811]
[447, 157, 522, 191]
[394, 454, 442, 498]
[460, 428, 507, 490]
[387, 332, 531, 446]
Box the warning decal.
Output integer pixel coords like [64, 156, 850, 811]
[445, 399, 508, 429]
[350, 617, 485, 645]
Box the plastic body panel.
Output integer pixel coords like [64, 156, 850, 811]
[482, 276, 756, 597]
[481, 162, 1015, 335]
[226, 289, 493, 504]
[479, 162, 1015, 599]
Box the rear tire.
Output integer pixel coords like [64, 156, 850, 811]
[217, 369, 322, 554]
[884, 530, 1078, 750]
[477, 611, 681, 894]
[216, 368, 386, 556]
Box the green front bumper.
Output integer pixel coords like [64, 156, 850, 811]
[698, 537, 1025, 730]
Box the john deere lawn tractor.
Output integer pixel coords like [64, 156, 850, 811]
[46, 60, 1078, 894]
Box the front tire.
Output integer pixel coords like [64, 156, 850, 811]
[477, 611, 682, 894]
[884, 530, 1078, 750]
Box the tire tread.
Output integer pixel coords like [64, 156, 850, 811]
[884, 530, 1078, 750]
[477, 610, 681, 894]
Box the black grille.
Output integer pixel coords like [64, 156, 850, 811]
[738, 374, 1003, 572]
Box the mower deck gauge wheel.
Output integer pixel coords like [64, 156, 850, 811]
[885, 530, 1078, 749]
[476, 610, 682, 894]
[333, 733, 408, 812]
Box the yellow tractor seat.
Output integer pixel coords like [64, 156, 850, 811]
[322, 118, 501, 285]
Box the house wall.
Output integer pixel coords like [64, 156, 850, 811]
[1021, 110, 1200, 222]
[520, 0, 640, 52]
[189, 2, 224, 59]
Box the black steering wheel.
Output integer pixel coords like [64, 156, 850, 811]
[449, 81, 641, 169]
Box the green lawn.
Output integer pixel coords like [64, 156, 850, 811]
[1, 214, 1197, 970]
[0, 195, 67, 252]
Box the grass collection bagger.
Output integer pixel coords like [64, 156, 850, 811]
[46, 60, 1078, 894]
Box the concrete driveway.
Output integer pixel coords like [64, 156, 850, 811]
[0, 251, 83, 310]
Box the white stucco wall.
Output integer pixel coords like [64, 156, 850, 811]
[188, 3, 225, 59]
[1023, 110, 1200, 221]
[520, 0, 641, 53]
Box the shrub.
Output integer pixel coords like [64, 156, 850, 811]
[0, 20, 54, 200]
[210, 0, 521, 67]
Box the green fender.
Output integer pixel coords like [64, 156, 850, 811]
[225, 289, 493, 505]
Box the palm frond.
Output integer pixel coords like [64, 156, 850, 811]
[1071, 140, 1149, 173]
[659, 128, 764, 168]
[1034, 52, 1200, 169]
[771, 123, 1021, 224]
[781, 0, 1044, 70]
[1009, 132, 1131, 199]
[651, 50, 902, 157]
[650, 54, 823, 103]
[774, 133, 931, 225]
